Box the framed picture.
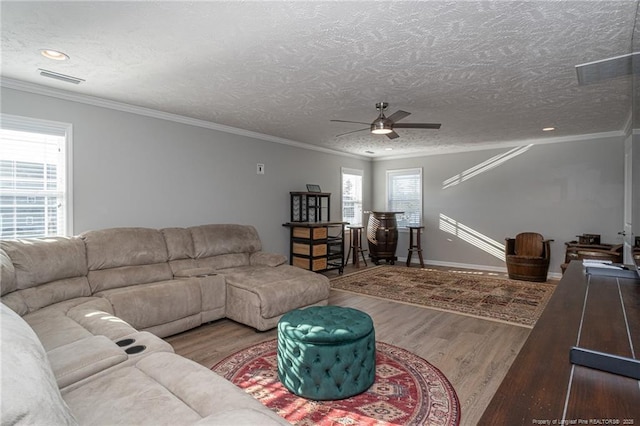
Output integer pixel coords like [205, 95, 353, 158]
[306, 184, 321, 193]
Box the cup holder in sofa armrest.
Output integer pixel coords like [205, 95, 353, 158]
[116, 338, 136, 347]
[174, 267, 218, 278]
[125, 345, 147, 355]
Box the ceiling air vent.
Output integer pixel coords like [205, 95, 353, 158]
[38, 69, 85, 84]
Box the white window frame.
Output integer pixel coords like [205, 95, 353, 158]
[0, 114, 73, 238]
[386, 167, 422, 228]
[341, 167, 363, 226]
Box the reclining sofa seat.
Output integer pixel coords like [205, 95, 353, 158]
[0, 238, 176, 388]
[2, 303, 289, 425]
[0, 236, 137, 351]
[163, 224, 330, 331]
[81, 227, 226, 338]
[0, 229, 296, 425]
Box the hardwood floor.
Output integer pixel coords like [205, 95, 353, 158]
[166, 264, 532, 425]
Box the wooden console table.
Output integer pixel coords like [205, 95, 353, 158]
[479, 261, 640, 425]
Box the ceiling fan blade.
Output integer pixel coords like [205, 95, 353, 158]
[394, 123, 442, 129]
[386, 131, 400, 140]
[330, 119, 371, 125]
[336, 128, 369, 137]
[387, 110, 411, 123]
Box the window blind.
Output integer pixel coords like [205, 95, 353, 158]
[1, 115, 70, 239]
[387, 168, 422, 227]
[342, 168, 363, 226]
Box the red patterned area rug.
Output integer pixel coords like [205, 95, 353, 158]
[212, 339, 460, 426]
[331, 266, 556, 328]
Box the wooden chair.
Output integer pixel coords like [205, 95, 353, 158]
[505, 232, 553, 282]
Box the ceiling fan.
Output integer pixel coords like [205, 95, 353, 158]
[331, 102, 441, 139]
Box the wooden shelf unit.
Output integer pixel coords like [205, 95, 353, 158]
[283, 222, 346, 274]
[290, 192, 331, 223]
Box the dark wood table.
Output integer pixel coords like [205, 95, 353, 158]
[479, 261, 640, 425]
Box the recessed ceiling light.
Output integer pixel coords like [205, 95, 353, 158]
[40, 49, 69, 61]
[542, 127, 555, 132]
[385, 148, 393, 151]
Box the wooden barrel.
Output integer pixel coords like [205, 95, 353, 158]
[366, 212, 401, 264]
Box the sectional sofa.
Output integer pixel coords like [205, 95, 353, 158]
[1, 224, 330, 425]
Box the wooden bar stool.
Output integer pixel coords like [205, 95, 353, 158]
[345, 226, 368, 268]
[406, 225, 425, 268]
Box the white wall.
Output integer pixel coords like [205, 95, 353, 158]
[0, 87, 372, 255]
[2, 86, 627, 274]
[372, 137, 625, 274]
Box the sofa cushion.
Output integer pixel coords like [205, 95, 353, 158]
[194, 409, 292, 425]
[168, 257, 199, 276]
[82, 227, 169, 270]
[0, 247, 16, 295]
[48, 335, 128, 388]
[1, 303, 78, 425]
[61, 351, 288, 425]
[19, 276, 92, 313]
[87, 263, 174, 293]
[190, 224, 262, 258]
[83, 227, 174, 293]
[23, 298, 112, 351]
[1, 237, 87, 289]
[222, 265, 331, 318]
[95, 279, 202, 330]
[1, 290, 28, 316]
[162, 227, 195, 260]
[66, 304, 140, 341]
[196, 253, 251, 270]
[1, 237, 92, 313]
[250, 251, 287, 267]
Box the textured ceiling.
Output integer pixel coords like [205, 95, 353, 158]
[1, 1, 638, 158]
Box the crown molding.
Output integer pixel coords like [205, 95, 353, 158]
[374, 129, 627, 161]
[2, 77, 631, 163]
[0, 77, 368, 161]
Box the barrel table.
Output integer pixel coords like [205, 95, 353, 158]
[366, 211, 403, 265]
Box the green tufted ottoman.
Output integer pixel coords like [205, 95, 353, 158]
[277, 305, 376, 400]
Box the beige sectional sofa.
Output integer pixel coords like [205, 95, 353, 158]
[1, 224, 330, 425]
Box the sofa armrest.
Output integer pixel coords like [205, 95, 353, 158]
[173, 267, 218, 278]
[48, 335, 127, 388]
[250, 252, 287, 267]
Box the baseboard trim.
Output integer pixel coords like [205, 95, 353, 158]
[422, 259, 508, 273]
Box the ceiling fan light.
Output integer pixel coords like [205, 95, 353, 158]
[371, 118, 393, 134]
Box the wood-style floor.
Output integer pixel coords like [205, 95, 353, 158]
[166, 264, 533, 426]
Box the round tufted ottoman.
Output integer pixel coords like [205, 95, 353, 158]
[277, 306, 376, 400]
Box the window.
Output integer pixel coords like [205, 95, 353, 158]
[387, 168, 422, 227]
[1, 115, 72, 239]
[341, 168, 363, 226]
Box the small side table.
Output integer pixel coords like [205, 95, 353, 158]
[406, 225, 425, 268]
[345, 226, 368, 268]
